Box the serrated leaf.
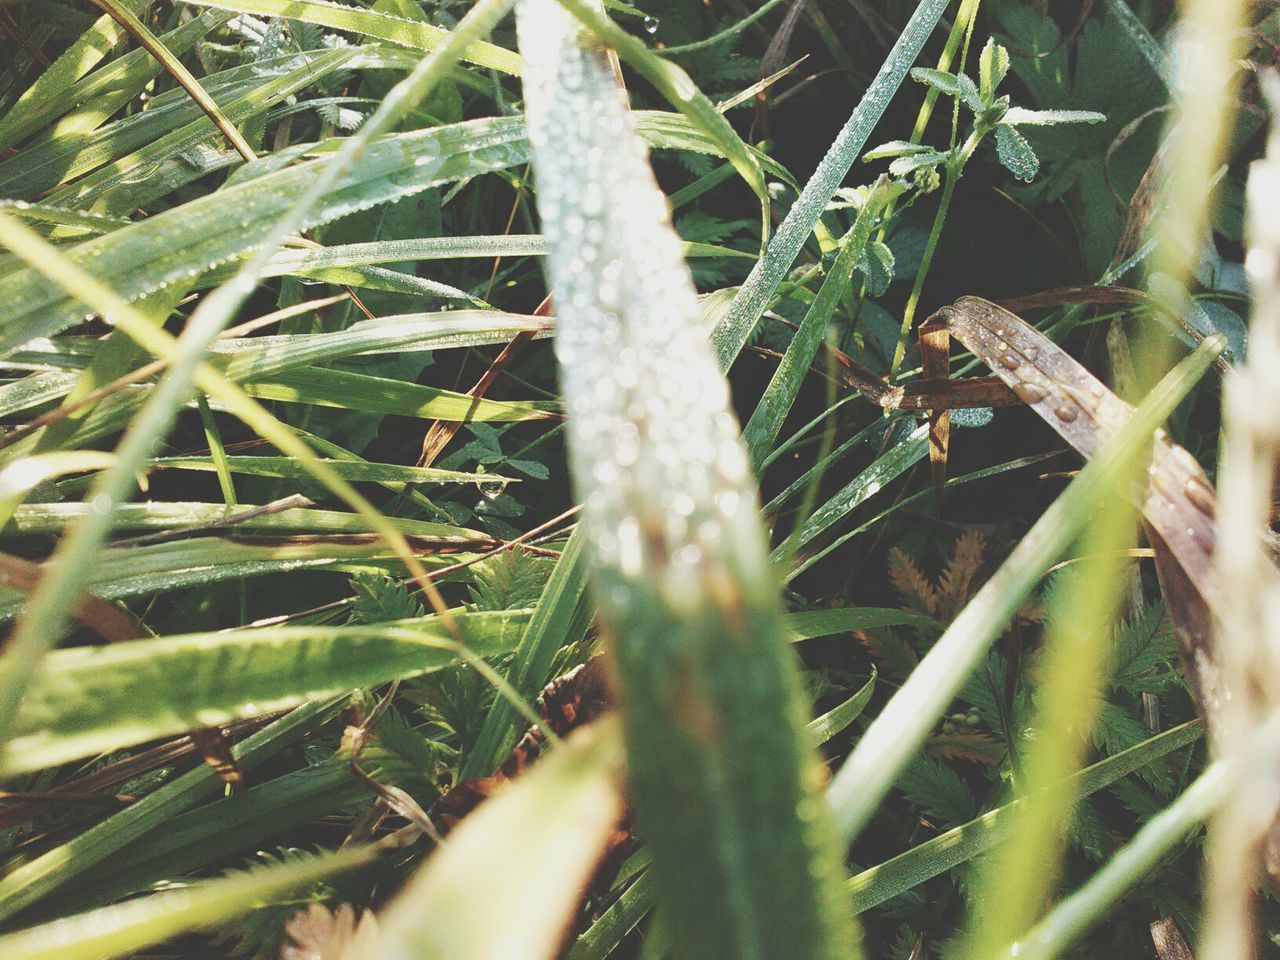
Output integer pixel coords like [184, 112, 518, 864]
[897, 755, 977, 825]
[995, 123, 1040, 181]
[888, 149, 950, 177]
[956, 73, 982, 112]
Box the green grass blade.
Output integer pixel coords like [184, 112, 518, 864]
[462, 526, 590, 779]
[10, 500, 489, 538]
[0, 829, 391, 960]
[742, 178, 901, 465]
[0, 114, 528, 354]
[711, 0, 950, 369]
[180, 0, 521, 73]
[846, 721, 1204, 913]
[0, 537, 486, 622]
[237, 366, 558, 422]
[0, 0, 144, 150]
[0, 10, 233, 152]
[5, 612, 527, 775]
[552, 0, 770, 233]
[1012, 753, 1228, 960]
[518, 1, 859, 954]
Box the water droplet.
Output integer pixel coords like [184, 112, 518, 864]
[1053, 403, 1079, 423]
[642, 14, 659, 34]
[1183, 475, 1216, 516]
[997, 352, 1020, 370]
[478, 479, 507, 500]
[1012, 381, 1048, 404]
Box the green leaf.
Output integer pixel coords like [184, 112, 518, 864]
[4, 610, 529, 774]
[979, 37, 1010, 101]
[911, 66, 963, 97]
[1001, 107, 1107, 126]
[995, 123, 1040, 181]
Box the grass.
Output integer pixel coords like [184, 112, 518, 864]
[0, 1, 1276, 957]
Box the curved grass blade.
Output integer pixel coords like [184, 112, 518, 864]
[0, 825, 406, 960]
[0, 116, 530, 355]
[846, 720, 1204, 913]
[569, 719, 1202, 960]
[4, 611, 529, 775]
[374, 719, 625, 960]
[518, 2, 859, 955]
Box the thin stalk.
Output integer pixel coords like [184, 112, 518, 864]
[889, 130, 979, 378]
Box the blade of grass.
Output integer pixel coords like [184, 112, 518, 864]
[826, 334, 1224, 844]
[92, 0, 257, 161]
[518, 0, 859, 954]
[552, 0, 770, 238]
[374, 719, 625, 960]
[711, 0, 949, 369]
[7, 612, 530, 774]
[179, 0, 521, 73]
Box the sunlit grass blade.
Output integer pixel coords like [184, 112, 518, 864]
[0, 825, 406, 960]
[518, 1, 859, 955]
[180, 0, 521, 73]
[374, 719, 625, 960]
[4, 611, 529, 775]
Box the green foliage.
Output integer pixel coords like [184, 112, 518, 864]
[0, 1, 1268, 958]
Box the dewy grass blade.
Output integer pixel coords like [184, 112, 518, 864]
[179, 0, 521, 73]
[6, 613, 529, 775]
[711, 0, 949, 370]
[827, 335, 1224, 845]
[741, 177, 902, 466]
[516, 2, 858, 956]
